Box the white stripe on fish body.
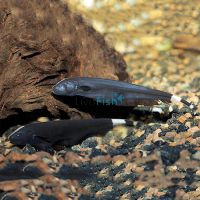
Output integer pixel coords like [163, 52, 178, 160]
[112, 119, 127, 126]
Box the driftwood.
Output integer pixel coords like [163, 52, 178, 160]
[0, 0, 129, 130]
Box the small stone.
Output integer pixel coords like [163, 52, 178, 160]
[156, 38, 172, 52]
[124, 180, 132, 186]
[184, 131, 193, 138]
[37, 117, 49, 122]
[177, 115, 187, 123]
[168, 165, 178, 172]
[183, 57, 190, 65]
[98, 168, 109, 178]
[0, 155, 5, 163]
[192, 131, 200, 138]
[61, 187, 71, 193]
[136, 185, 145, 191]
[21, 187, 31, 193]
[149, 9, 163, 19]
[152, 129, 165, 143]
[30, 185, 36, 193]
[184, 113, 192, 119]
[186, 137, 197, 145]
[160, 145, 181, 165]
[33, 180, 44, 186]
[196, 170, 200, 176]
[23, 144, 37, 154]
[120, 193, 131, 200]
[135, 130, 145, 137]
[157, 191, 166, 197]
[0, 181, 19, 191]
[124, 162, 136, 173]
[42, 157, 52, 165]
[135, 166, 144, 173]
[114, 160, 124, 166]
[105, 185, 112, 191]
[142, 144, 155, 151]
[114, 173, 121, 181]
[185, 122, 192, 128]
[165, 131, 176, 139]
[95, 190, 103, 198]
[192, 151, 200, 160]
[113, 126, 128, 139]
[177, 124, 188, 133]
[188, 126, 199, 135]
[196, 137, 200, 145]
[141, 36, 163, 46]
[192, 10, 199, 18]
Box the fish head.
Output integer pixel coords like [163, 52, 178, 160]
[52, 77, 112, 100]
[52, 79, 78, 96]
[8, 126, 32, 146]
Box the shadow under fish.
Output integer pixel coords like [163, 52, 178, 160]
[55, 164, 96, 181]
[0, 162, 44, 181]
[53, 95, 135, 118]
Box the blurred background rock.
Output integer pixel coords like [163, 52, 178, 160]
[68, 0, 199, 105]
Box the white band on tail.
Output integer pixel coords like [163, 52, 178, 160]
[112, 119, 126, 126]
[190, 104, 195, 109]
[171, 95, 182, 103]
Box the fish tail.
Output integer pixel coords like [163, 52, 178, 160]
[111, 119, 133, 126]
[170, 95, 195, 109]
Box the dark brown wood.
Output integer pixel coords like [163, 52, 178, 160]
[0, 0, 129, 122]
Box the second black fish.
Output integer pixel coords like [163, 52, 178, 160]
[8, 118, 133, 153]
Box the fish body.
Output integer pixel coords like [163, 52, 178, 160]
[52, 77, 193, 108]
[8, 119, 132, 152]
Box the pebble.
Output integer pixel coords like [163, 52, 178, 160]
[21, 187, 31, 193]
[168, 165, 178, 172]
[37, 117, 50, 122]
[160, 145, 181, 166]
[188, 126, 200, 135]
[134, 130, 145, 137]
[192, 131, 200, 139]
[177, 124, 188, 133]
[195, 170, 200, 176]
[33, 180, 44, 186]
[192, 151, 200, 160]
[185, 121, 192, 128]
[177, 115, 187, 123]
[98, 168, 109, 178]
[155, 38, 172, 52]
[164, 131, 176, 139]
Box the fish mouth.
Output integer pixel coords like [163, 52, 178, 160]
[52, 84, 66, 95]
[52, 80, 78, 96]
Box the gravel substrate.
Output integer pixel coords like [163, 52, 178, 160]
[0, 103, 199, 199]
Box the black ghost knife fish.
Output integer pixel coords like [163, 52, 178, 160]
[52, 77, 194, 108]
[8, 119, 133, 153]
